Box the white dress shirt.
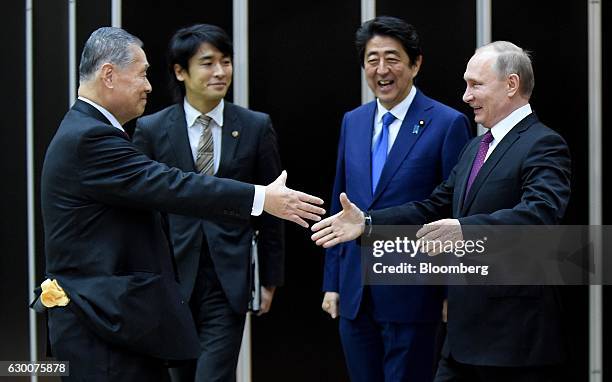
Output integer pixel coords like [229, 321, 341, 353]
[484, 103, 533, 161]
[183, 98, 264, 216]
[373, 85, 417, 153]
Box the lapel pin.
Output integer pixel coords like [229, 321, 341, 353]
[412, 120, 424, 134]
[232, 130, 239, 138]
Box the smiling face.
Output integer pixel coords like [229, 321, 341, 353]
[364, 35, 421, 110]
[175, 42, 232, 112]
[462, 52, 515, 129]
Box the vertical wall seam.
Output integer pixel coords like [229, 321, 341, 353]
[588, 0, 602, 381]
[68, 0, 76, 106]
[475, 0, 491, 135]
[25, 0, 37, 380]
[233, 0, 249, 108]
[234, 0, 251, 380]
[360, 0, 375, 105]
[112, 0, 121, 28]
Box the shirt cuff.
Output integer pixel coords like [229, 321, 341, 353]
[251, 185, 266, 216]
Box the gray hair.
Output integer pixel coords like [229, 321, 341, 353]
[79, 27, 143, 82]
[477, 41, 534, 98]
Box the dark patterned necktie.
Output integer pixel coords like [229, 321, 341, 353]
[195, 115, 214, 175]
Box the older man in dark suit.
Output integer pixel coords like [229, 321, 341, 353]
[312, 41, 570, 382]
[39, 27, 324, 381]
[133, 24, 284, 382]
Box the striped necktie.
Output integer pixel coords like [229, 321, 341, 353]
[195, 115, 214, 175]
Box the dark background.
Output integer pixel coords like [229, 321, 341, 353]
[1, 0, 608, 381]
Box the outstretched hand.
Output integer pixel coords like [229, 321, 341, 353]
[264, 171, 325, 228]
[311, 193, 365, 248]
[416, 218, 463, 256]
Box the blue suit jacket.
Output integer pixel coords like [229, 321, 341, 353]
[323, 89, 471, 322]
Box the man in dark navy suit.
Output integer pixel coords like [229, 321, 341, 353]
[321, 17, 470, 382]
[312, 41, 570, 382]
[39, 27, 324, 381]
[133, 24, 284, 382]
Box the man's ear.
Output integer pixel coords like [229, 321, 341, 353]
[99, 63, 114, 89]
[411, 55, 423, 76]
[507, 73, 520, 97]
[174, 64, 186, 81]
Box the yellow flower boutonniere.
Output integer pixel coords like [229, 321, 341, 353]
[40, 279, 70, 308]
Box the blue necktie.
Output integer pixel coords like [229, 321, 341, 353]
[371, 112, 396, 193]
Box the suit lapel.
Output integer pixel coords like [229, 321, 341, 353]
[460, 113, 537, 214]
[217, 103, 242, 176]
[370, 91, 432, 207]
[166, 104, 196, 171]
[353, 102, 377, 206]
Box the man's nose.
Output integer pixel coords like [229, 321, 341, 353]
[213, 62, 225, 77]
[145, 78, 152, 93]
[376, 59, 389, 75]
[462, 87, 472, 103]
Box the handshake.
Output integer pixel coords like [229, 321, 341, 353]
[266, 176, 368, 247]
[271, 178, 462, 253]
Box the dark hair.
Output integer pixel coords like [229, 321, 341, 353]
[167, 24, 233, 101]
[355, 16, 422, 67]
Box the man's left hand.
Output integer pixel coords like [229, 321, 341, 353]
[257, 286, 276, 316]
[416, 219, 463, 256]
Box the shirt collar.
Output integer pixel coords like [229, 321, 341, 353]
[77, 96, 124, 131]
[489, 103, 532, 142]
[376, 86, 417, 123]
[184, 98, 224, 127]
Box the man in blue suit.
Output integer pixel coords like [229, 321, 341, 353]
[321, 17, 471, 382]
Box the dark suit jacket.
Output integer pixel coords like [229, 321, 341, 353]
[41, 100, 255, 360]
[371, 112, 571, 366]
[133, 102, 284, 313]
[323, 90, 471, 322]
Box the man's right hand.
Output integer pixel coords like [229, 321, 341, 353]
[311, 193, 365, 248]
[264, 171, 325, 228]
[322, 292, 339, 319]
